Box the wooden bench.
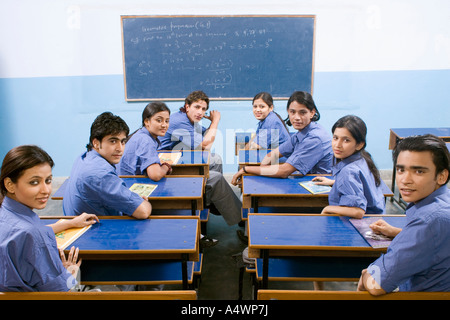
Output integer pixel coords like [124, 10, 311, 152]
[240, 256, 374, 299]
[257, 289, 450, 300]
[0, 290, 197, 300]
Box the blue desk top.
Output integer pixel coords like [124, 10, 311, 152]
[52, 176, 204, 200]
[122, 176, 203, 199]
[158, 150, 209, 165]
[242, 175, 393, 197]
[248, 214, 406, 250]
[243, 175, 324, 196]
[391, 127, 450, 138]
[44, 217, 199, 253]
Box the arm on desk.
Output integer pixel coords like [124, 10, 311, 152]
[132, 199, 152, 219]
[231, 162, 297, 185]
[146, 163, 171, 182]
[321, 205, 365, 219]
[357, 268, 387, 296]
[48, 213, 99, 234]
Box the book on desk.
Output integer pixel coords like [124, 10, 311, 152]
[55, 220, 92, 250]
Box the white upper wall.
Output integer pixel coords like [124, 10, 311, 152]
[1, 0, 450, 78]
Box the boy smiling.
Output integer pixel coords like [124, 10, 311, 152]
[358, 134, 450, 295]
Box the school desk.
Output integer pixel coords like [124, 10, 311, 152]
[158, 150, 210, 177]
[388, 127, 450, 208]
[42, 216, 199, 289]
[238, 149, 287, 170]
[52, 176, 204, 215]
[247, 213, 406, 288]
[242, 175, 394, 213]
[235, 132, 255, 155]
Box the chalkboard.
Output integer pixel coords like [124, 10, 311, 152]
[121, 15, 315, 101]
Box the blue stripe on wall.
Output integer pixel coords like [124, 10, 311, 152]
[1, 69, 449, 176]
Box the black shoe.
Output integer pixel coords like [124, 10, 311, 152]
[236, 230, 248, 244]
[200, 235, 219, 248]
[207, 203, 221, 216]
[238, 220, 245, 228]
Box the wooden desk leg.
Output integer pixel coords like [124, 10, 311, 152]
[182, 254, 188, 289]
[251, 197, 259, 213]
[262, 249, 269, 289]
[191, 200, 197, 216]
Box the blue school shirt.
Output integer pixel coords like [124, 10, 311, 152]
[328, 152, 385, 214]
[62, 150, 144, 216]
[369, 186, 450, 292]
[278, 121, 332, 175]
[159, 111, 206, 150]
[0, 197, 76, 292]
[119, 127, 161, 175]
[255, 111, 290, 149]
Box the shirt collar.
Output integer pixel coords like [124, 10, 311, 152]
[139, 127, 161, 147]
[85, 149, 117, 170]
[406, 184, 449, 213]
[1, 196, 40, 223]
[332, 152, 362, 176]
[294, 121, 316, 142]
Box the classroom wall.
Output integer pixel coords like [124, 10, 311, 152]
[1, 0, 449, 176]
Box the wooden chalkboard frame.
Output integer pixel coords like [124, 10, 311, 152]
[121, 15, 316, 101]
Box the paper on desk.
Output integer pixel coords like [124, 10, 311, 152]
[129, 183, 158, 198]
[55, 220, 92, 250]
[299, 181, 331, 194]
[349, 217, 392, 248]
[158, 152, 181, 165]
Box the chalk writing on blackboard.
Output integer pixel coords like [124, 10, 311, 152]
[122, 16, 315, 100]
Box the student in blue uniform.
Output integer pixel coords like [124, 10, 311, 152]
[246, 92, 290, 150]
[312, 115, 385, 218]
[232, 91, 332, 184]
[159, 91, 242, 226]
[119, 102, 172, 181]
[358, 134, 450, 294]
[63, 112, 152, 219]
[159, 90, 222, 171]
[0, 145, 98, 292]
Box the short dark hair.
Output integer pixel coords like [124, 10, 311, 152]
[393, 134, 450, 184]
[0, 145, 54, 203]
[180, 90, 209, 112]
[87, 112, 129, 151]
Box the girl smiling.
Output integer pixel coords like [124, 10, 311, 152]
[119, 102, 172, 181]
[247, 92, 290, 150]
[0, 145, 98, 291]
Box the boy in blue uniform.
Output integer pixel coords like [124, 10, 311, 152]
[358, 134, 450, 294]
[160, 91, 242, 226]
[63, 112, 151, 219]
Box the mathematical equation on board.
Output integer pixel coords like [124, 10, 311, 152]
[127, 20, 274, 89]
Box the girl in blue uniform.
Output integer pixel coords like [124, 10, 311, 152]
[232, 91, 332, 184]
[119, 102, 173, 181]
[0, 145, 98, 291]
[246, 92, 290, 150]
[313, 115, 385, 218]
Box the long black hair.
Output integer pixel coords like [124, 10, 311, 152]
[127, 102, 171, 141]
[284, 91, 320, 126]
[332, 115, 381, 186]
